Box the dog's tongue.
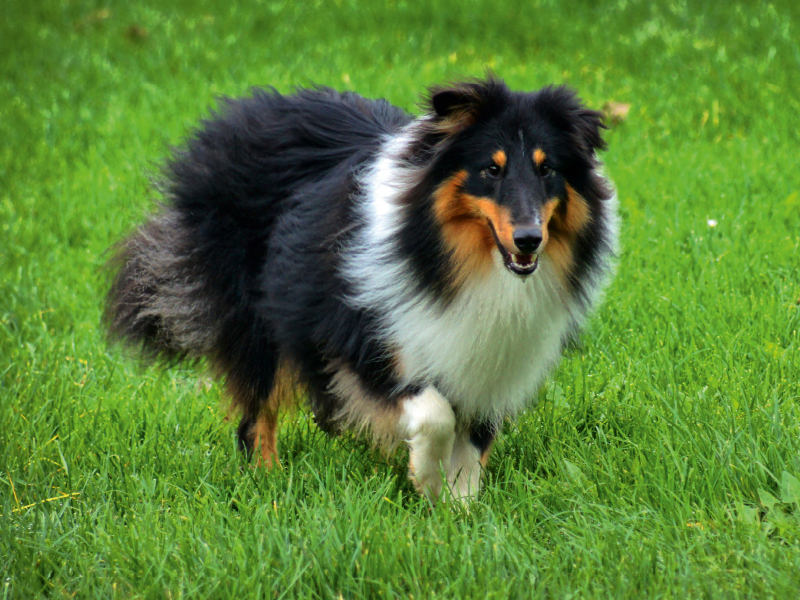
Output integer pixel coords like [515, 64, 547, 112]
[514, 254, 533, 266]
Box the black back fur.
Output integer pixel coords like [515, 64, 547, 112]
[106, 87, 411, 436]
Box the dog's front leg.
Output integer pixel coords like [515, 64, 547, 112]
[446, 430, 484, 502]
[396, 387, 456, 502]
[446, 420, 497, 502]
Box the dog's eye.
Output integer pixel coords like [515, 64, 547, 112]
[486, 164, 502, 178]
[540, 164, 554, 178]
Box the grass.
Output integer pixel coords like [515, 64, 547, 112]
[2, 0, 800, 597]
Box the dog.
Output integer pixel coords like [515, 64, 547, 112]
[105, 75, 618, 502]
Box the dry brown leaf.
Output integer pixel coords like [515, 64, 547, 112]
[602, 101, 631, 126]
[126, 24, 149, 42]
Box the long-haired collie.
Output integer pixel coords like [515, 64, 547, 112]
[106, 75, 618, 502]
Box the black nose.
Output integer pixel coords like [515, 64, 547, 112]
[513, 227, 543, 254]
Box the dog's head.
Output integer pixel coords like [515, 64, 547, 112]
[404, 76, 611, 286]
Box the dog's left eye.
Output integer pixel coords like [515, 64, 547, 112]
[540, 164, 554, 178]
[485, 164, 502, 178]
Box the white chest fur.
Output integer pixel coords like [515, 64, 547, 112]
[389, 253, 575, 421]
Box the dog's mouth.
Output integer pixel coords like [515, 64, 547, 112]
[487, 222, 539, 277]
[505, 251, 539, 276]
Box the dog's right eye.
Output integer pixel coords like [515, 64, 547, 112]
[485, 164, 502, 178]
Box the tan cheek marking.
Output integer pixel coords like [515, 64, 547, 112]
[544, 237, 575, 281]
[433, 170, 471, 223]
[533, 148, 547, 166]
[492, 150, 507, 169]
[444, 224, 495, 283]
[563, 184, 591, 234]
[472, 197, 516, 253]
[544, 185, 592, 281]
[433, 172, 495, 282]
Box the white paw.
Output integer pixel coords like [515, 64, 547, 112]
[446, 431, 483, 503]
[396, 387, 456, 501]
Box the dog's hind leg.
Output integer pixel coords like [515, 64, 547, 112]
[215, 318, 282, 468]
[237, 409, 280, 469]
[253, 409, 280, 468]
[233, 359, 298, 469]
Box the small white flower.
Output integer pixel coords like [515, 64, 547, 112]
[707, 219, 718, 228]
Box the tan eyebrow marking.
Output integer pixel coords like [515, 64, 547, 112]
[492, 150, 507, 169]
[533, 148, 547, 166]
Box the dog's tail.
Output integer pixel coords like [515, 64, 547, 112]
[105, 206, 281, 453]
[105, 208, 218, 361]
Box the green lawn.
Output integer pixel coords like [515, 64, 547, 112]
[2, 0, 800, 597]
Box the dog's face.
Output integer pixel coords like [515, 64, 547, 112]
[422, 78, 608, 283]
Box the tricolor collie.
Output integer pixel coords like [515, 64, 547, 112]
[106, 76, 618, 502]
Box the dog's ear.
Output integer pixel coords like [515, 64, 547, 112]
[427, 76, 507, 131]
[430, 86, 487, 119]
[537, 86, 607, 157]
[536, 86, 611, 202]
[571, 105, 607, 155]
